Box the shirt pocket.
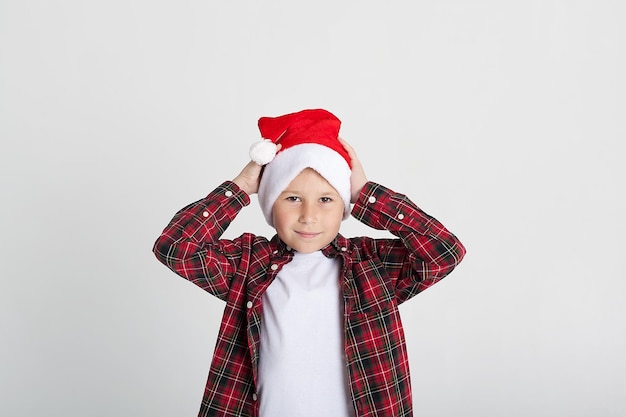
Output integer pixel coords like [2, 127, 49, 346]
[349, 259, 395, 315]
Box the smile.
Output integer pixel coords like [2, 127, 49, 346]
[296, 231, 321, 239]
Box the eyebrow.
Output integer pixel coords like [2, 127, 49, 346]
[279, 189, 340, 197]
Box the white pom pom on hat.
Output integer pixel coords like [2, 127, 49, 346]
[250, 109, 352, 226]
[249, 139, 278, 165]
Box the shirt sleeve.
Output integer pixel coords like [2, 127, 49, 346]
[152, 181, 251, 300]
[350, 181, 466, 303]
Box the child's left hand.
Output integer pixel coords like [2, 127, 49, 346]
[339, 138, 368, 203]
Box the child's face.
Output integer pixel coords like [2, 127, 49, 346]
[272, 168, 344, 253]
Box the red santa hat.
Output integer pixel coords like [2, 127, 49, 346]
[250, 109, 352, 226]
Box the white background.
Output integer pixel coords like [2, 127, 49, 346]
[1, 1, 624, 416]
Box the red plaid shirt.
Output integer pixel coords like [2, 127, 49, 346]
[153, 181, 465, 417]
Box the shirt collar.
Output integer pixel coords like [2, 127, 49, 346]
[322, 234, 351, 258]
[270, 234, 351, 258]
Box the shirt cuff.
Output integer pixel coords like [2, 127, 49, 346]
[182, 181, 250, 240]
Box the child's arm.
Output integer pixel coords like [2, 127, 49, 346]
[352, 182, 466, 302]
[153, 161, 266, 300]
[341, 139, 466, 304]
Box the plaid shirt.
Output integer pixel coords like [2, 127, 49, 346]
[153, 181, 466, 417]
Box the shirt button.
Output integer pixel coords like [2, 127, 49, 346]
[202, 211, 209, 218]
[273, 250, 278, 254]
[341, 247, 347, 252]
[270, 264, 278, 271]
[285, 246, 291, 251]
[368, 196, 376, 204]
[225, 190, 233, 197]
[252, 393, 258, 401]
[398, 213, 405, 220]
[246, 301, 253, 309]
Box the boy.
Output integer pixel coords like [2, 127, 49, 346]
[153, 109, 466, 417]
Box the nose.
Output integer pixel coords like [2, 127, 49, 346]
[299, 201, 317, 224]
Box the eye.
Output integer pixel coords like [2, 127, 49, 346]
[320, 197, 333, 203]
[286, 196, 300, 202]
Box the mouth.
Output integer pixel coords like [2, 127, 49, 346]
[296, 231, 321, 239]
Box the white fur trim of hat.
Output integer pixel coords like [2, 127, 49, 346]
[256, 143, 352, 226]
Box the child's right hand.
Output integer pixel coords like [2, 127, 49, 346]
[232, 160, 263, 196]
[233, 144, 281, 195]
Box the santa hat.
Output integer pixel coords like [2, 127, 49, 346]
[249, 109, 352, 226]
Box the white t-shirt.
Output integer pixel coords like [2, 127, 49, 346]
[257, 250, 353, 417]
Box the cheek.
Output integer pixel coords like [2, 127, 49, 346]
[272, 206, 294, 228]
[324, 209, 344, 230]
